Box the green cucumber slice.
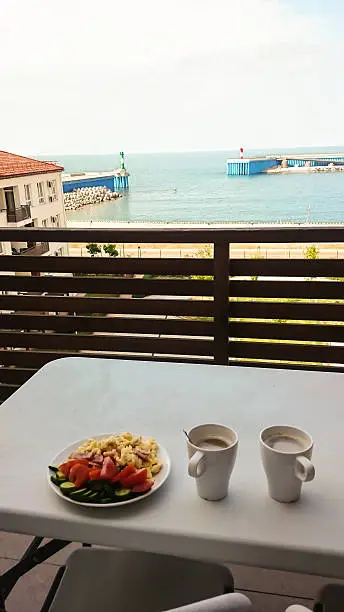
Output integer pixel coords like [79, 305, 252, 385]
[60, 482, 77, 495]
[114, 488, 131, 500]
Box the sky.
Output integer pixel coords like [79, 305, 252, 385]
[1, 0, 344, 155]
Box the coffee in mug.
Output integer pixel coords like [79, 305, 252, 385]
[187, 424, 238, 501]
[196, 437, 229, 451]
[260, 425, 315, 503]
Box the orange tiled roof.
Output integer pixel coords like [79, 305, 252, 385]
[0, 151, 64, 179]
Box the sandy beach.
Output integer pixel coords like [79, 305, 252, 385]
[67, 221, 344, 260]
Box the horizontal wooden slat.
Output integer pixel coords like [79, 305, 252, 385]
[0, 384, 19, 401]
[0, 275, 214, 297]
[0, 295, 213, 317]
[4, 275, 344, 300]
[0, 332, 213, 356]
[228, 321, 344, 343]
[229, 301, 344, 322]
[229, 341, 344, 364]
[0, 351, 212, 369]
[229, 360, 344, 374]
[229, 280, 344, 299]
[1, 225, 344, 243]
[0, 314, 214, 336]
[0, 368, 36, 385]
[0, 256, 213, 276]
[230, 259, 344, 278]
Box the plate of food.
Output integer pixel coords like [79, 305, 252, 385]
[48, 432, 171, 507]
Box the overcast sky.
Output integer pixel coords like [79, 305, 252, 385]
[1, 0, 343, 155]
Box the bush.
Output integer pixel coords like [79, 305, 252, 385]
[304, 245, 319, 260]
[103, 244, 119, 257]
[86, 243, 101, 257]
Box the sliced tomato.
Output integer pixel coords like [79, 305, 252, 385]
[109, 473, 122, 484]
[58, 459, 88, 477]
[118, 463, 136, 483]
[100, 456, 118, 480]
[69, 463, 90, 488]
[132, 479, 154, 494]
[121, 468, 148, 488]
[89, 468, 102, 480]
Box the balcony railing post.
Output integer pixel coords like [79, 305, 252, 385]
[214, 240, 229, 365]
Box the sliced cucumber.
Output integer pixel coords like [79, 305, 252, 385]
[70, 488, 89, 502]
[114, 488, 131, 501]
[51, 475, 62, 487]
[48, 465, 59, 473]
[56, 471, 67, 482]
[100, 498, 113, 504]
[103, 483, 114, 498]
[88, 480, 104, 492]
[60, 481, 77, 496]
[88, 492, 101, 503]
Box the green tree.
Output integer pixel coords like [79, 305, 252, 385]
[103, 243, 119, 257]
[86, 243, 101, 257]
[250, 250, 264, 281]
[304, 245, 319, 260]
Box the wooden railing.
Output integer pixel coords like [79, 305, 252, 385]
[0, 226, 344, 401]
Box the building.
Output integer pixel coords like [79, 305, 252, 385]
[0, 151, 68, 256]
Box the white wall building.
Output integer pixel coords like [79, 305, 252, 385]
[0, 151, 67, 256]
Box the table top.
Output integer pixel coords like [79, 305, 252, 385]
[0, 357, 343, 578]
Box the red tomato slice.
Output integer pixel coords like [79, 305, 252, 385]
[109, 473, 122, 484]
[118, 463, 136, 483]
[121, 468, 148, 488]
[69, 464, 90, 488]
[132, 480, 154, 494]
[100, 456, 118, 480]
[89, 468, 102, 481]
[59, 459, 88, 477]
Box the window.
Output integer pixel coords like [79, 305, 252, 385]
[24, 184, 31, 205]
[47, 179, 57, 202]
[51, 214, 60, 227]
[37, 182, 45, 204]
[42, 219, 48, 227]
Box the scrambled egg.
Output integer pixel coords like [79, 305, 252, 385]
[75, 432, 162, 479]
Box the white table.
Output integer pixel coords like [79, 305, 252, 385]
[0, 357, 343, 579]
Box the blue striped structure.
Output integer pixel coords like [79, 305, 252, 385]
[227, 155, 344, 176]
[226, 158, 279, 176]
[63, 174, 129, 193]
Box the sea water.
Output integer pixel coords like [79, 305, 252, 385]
[45, 149, 344, 224]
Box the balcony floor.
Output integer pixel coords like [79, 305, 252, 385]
[1, 531, 343, 611]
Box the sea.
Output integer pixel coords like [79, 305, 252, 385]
[45, 148, 344, 224]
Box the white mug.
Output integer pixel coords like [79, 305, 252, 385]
[187, 424, 238, 501]
[260, 425, 315, 503]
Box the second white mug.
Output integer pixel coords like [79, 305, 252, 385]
[260, 425, 315, 503]
[187, 423, 238, 501]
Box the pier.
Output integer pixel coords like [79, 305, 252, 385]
[62, 151, 130, 192]
[227, 152, 344, 176]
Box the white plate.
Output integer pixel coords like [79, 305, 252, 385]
[48, 434, 171, 508]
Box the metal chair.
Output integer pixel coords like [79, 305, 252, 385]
[48, 548, 252, 612]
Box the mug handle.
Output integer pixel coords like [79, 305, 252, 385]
[188, 451, 206, 478]
[295, 456, 315, 482]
